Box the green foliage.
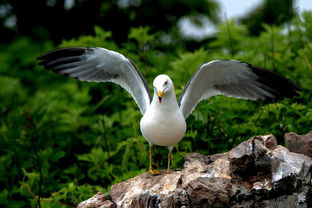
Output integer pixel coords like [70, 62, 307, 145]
[210, 19, 249, 56]
[60, 26, 117, 49]
[1, 12, 312, 208]
[128, 26, 156, 48]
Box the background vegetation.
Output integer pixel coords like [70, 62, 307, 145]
[0, 0, 311, 207]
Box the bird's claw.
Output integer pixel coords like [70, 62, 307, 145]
[148, 168, 161, 175]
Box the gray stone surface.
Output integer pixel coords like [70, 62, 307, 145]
[78, 132, 312, 208]
[285, 131, 312, 157]
[77, 192, 115, 208]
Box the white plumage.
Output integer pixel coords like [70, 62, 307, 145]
[140, 75, 186, 148]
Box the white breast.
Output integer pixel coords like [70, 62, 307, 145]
[140, 103, 187, 147]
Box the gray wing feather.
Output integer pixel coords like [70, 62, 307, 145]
[38, 47, 152, 115]
[179, 60, 299, 119]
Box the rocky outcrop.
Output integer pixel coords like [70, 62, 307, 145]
[78, 131, 312, 208]
[285, 131, 312, 157]
[77, 192, 115, 208]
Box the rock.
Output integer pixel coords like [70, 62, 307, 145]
[78, 132, 312, 208]
[228, 135, 277, 181]
[285, 131, 312, 157]
[77, 192, 115, 208]
[229, 135, 312, 208]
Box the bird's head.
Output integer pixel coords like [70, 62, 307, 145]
[153, 75, 173, 103]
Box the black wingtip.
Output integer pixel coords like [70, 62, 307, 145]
[250, 66, 300, 101]
[37, 47, 87, 63]
[37, 47, 90, 73]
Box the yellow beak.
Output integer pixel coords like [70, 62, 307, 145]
[157, 90, 165, 103]
[157, 90, 165, 98]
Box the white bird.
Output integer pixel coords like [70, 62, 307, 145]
[38, 47, 299, 175]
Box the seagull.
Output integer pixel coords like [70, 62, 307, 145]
[37, 47, 300, 175]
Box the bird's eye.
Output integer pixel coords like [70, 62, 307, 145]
[164, 81, 168, 85]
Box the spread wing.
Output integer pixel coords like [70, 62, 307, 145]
[38, 47, 152, 115]
[179, 60, 300, 119]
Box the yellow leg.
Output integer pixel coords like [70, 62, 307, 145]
[166, 150, 172, 174]
[148, 145, 161, 175]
